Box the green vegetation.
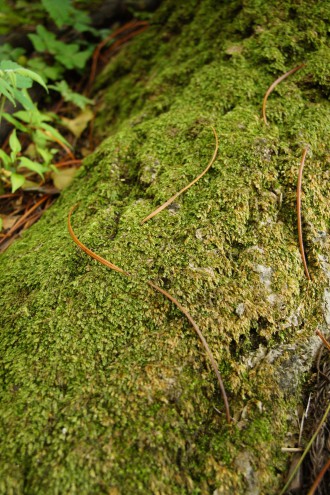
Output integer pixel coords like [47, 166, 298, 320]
[0, 0, 329, 493]
[0, 0, 109, 82]
[0, 60, 63, 191]
[0, 0, 107, 192]
[0, 60, 47, 110]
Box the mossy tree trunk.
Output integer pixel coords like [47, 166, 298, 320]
[1, 1, 329, 493]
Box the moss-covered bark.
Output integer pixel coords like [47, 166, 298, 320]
[1, 1, 330, 493]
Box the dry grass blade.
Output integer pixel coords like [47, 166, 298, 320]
[316, 329, 330, 353]
[141, 126, 219, 224]
[307, 458, 330, 495]
[297, 147, 311, 280]
[68, 205, 128, 275]
[262, 63, 305, 125]
[279, 401, 330, 495]
[147, 280, 231, 424]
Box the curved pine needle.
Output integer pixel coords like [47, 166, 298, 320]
[316, 329, 330, 353]
[141, 126, 219, 224]
[262, 64, 305, 125]
[307, 457, 330, 495]
[297, 147, 311, 280]
[147, 280, 231, 424]
[68, 203, 231, 423]
[68, 204, 128, 275]
[279, 401, 330, 495]
[87, 20, 148, 92]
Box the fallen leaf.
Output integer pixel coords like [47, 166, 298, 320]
[0, 214, 20, 231]
[61, 108, 94, 138]
[51, 167, 76, 190]
[21, 180, 41, 189]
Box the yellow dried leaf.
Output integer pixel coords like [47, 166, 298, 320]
[61, 108, 94, 138]
[0, 214, 20, 231]
[51, 167, 76, 190]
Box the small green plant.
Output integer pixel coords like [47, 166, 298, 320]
[0, 129, 51, 192]
[28, 25, 93, 73]
[0, 60, 47, 115]
[0, 60, 69, 192]
[0, 0, 108, 193]
[26, 0, 109, 81]
[48, 80, 93, 109]
[40, 0, 95, 33]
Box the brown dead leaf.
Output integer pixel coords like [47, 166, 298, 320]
[0, 214, 20, 231]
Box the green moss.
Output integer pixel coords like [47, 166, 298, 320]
[1, 0, 330, 493]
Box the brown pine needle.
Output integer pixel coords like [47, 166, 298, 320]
[55, 159, 82, 169]
[68, 205, 231, 422]
[87, 20, 148, 92]
[147, 280, 231, 424]
[141, 126, 219, 224]
[0, 195, 48, 245]
[68, 205, 129, 275]
[262, 63, 305, 125]
[297, 147, 311, 280]
[316, 329, 330, 353]
[307, 457, 330, 495]
[279, 401, 330, 495]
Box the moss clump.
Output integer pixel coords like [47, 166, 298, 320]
[1, 0, 330, 493]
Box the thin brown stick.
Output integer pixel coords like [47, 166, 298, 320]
[147, 280, 231, 423]
[307, 457, 330, 495]
[68, 205, 128, 275]
[262, 64, 305, 125]
[55, 159, 82, 169]
[88, 20, 138, 90]
[68, 205, 231, 423]
[297, 147, 311, 280]
[316, 329, 330, 353]
[141, 127, 219, 224]
[102, 26, 149, 59]
[0, 195, 48, 245]
[0, 193, 20, 199]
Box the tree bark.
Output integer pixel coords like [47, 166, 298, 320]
[0, 1, 329, 493]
